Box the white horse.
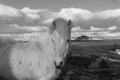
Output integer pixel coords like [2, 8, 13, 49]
[0, 18, 72, 80]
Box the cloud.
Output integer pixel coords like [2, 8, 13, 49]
[0, 3, 120, 39]
[90, 26, 105, 31]
[0, 3, 57, 34]
[58, 8, 120, 29]
[71, 28, 120, 40]
[0, 4, 21, 17]
[20, 7, 41, 19]
[20, 7, 56, 20]
[58, 8, 93, 20]
[108, 26, 117, 31]
[94, 31, 120, 39]
[1, 3, 120, 28]
[0, 3, 57, 25]
[95, 9, 120, 19]
[9, 24, 48, 32]
[71, 26, 83, 32]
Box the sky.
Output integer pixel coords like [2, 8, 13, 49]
[0, 0, 120, 40]
[0, 0, 120, 12]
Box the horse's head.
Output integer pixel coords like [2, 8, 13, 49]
[49, 18, 73, 69]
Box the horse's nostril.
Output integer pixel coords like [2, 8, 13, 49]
[54, 61, 63, 69]
[60, 61, 63, 66]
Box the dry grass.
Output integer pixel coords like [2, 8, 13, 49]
[56, 40, 120, 80]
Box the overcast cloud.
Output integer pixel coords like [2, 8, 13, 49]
[0, 3, 120, 39]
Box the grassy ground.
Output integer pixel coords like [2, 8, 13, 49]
[56, 40, 120, 80]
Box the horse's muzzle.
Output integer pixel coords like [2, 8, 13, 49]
[54, 61, 63, 69]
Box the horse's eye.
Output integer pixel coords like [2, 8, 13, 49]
[51, 39, 54, 43]
[67, 39, 70, 42]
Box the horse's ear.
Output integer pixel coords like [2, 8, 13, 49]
[68, 19, 72, 29]
[49, 20, 56, 34]
[68, 20, 71, 26]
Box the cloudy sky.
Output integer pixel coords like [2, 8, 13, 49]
[0, 0, 120, 11]
[0, 0, 120, 39]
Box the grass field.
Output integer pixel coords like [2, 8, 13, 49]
[71, 39, 120, 46]
[57, 39, 120, 80]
